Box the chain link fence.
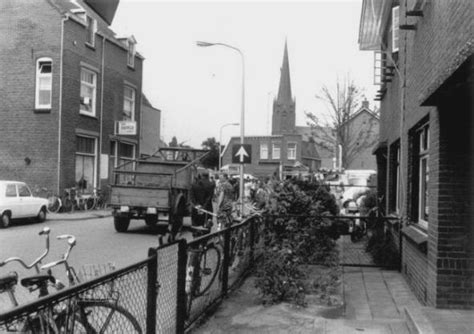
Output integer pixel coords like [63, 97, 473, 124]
[0, 215, 266, 334]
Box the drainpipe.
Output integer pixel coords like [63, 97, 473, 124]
[99, 34, 106, 189]
[57, 14, 69, 195]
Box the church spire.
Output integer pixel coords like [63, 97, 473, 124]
[277, 40, 292, 104]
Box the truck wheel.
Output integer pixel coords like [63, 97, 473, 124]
[145, 215, 157, 226]
[170, 215, 183, 238]
[114, 217, 130, 232]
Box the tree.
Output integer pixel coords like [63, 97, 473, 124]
[200, 137, 220, 169]
[305, 77, 379, 170]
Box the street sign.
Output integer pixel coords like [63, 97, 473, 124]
[232, 144, 251, 164]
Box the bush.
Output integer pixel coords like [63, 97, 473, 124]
[254, 179, 340, 306]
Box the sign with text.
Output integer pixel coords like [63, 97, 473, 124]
[232, 144, 251, 164]
[116, 121, 137, 135]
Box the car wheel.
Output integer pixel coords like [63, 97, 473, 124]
[37, 208, 47, 223]
[1, 213, 11, 228]
[114, 216, 130, 232]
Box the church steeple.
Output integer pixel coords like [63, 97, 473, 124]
[277, 40, 292, 104]
[272, 40, 296, 135]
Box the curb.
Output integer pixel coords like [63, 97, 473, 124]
[47, 212, 113, 222]
[404, 307, 435, 334]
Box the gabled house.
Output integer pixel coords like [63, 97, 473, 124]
[359, 0, 473, 309]
[0, 0, 144, 194]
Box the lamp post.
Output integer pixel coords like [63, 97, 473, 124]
[219, 122, 239, 171]
[197, 41, 246, 215]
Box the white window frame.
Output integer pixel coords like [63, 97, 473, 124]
[123, 86, 136, 121]
[85, 16, 97, 47]
[287, 142, 297, 160]
[392, 6, 400, 53]
[80, 67, 97, 117]
[260, 143, 268, 159]
[417, 125, 429, 229]
[272, 142, 281, 160]
[127, 41, 136, 68]
[35, 57, 52, 110]
[75, 135, 97, 191]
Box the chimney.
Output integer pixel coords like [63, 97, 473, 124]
[362, 99, 369, 109]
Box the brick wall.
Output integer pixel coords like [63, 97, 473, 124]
[372, 0, 473, 308]
[0, 0, 61, 192]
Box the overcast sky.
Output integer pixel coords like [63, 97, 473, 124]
[112, 0, 378, 148]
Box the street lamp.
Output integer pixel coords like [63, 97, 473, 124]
[197, 40, 246, 215]
[219, 122, 240, 171]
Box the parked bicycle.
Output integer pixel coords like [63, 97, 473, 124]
[31, 186, 62, 214]
[0, 228, 142, 333]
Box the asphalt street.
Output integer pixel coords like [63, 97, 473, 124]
[0, 216, 170, 310]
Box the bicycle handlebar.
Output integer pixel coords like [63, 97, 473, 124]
[0, 227, 50, 273]
[40, 235, 76, 271]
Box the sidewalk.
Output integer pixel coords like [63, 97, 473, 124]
[47, 209, 112, 221]
[191, 266, 473, 334]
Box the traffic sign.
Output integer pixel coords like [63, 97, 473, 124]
[232, 144, 251, 164]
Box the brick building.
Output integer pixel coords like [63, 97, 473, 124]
[140, 94, 162, 157]
[0, 0, 143, 194]
[359, 0, 473, 308]
[221, 42, 320, 178]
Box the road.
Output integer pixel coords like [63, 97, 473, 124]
[0, 216, 176, 309]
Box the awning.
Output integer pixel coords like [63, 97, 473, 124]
[358, 0, 393, 51]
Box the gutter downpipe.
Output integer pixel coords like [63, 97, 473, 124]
[57, 14, 69, 195]
[99, 34, 106, 189]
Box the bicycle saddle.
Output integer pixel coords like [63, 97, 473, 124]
[21, 274, 55, 289]
[0, 272, 18, 291]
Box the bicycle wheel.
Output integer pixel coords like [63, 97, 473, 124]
[47, 196, 61, 213]
[76, 300, 142, 334]
[84, 197, 96, 211]
[194, 244, 221, 297]
[63, 198, 73, 213]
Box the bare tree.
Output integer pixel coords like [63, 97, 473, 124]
[306, 77, 378, 169]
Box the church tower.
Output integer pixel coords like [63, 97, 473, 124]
[272, 41, 296, 135]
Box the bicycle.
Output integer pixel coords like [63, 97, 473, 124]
[62, 187, 88, 212]
[31, 186, 62, 214]
[84, 187, 109, 211]
[39, 234, 143, 333]
[0, 227, 67, 333]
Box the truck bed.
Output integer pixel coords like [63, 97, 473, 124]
[110, 185, 169, 209]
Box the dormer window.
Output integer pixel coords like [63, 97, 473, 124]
[127, 39, 136, 68]
[86, 16, 97, 47]
[35, 57, 52, 110]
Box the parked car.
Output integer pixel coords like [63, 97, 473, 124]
[0, 181, 49, 228]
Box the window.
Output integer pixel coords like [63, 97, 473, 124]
[418, 125, 429, 228]
[35, 58, 52, 109]
[260, 143, 268, 159]
[392, 6, 399, 53]
[127, 40, 136, 68]
[389, 142, 401, 214]
[287, 143, 296, 160]
[75, 136, 97, 192]
[272, 142, 281, 159]
[86, 16, 96, 47]
[5, 184, 17, 197]
[80, 68, 97, 116]
[123, 86, 135, 121]
[18, 184, 31, 197]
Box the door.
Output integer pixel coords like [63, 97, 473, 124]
[17, 183, 36, 217]
[3, 183, 21, 218]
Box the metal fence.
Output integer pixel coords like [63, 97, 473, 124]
[0, 214, 265, 334]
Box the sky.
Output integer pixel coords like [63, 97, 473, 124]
[112, 0, 378, 148]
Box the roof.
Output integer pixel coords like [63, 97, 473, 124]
[49, 0, 144, 59]
[276, 40, 294, 105]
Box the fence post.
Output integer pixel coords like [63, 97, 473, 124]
[248, 218, 255, 264]
[176, 239, 188, 334]
[146, 247, 158, 334]
[221, 228, 231, 296]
